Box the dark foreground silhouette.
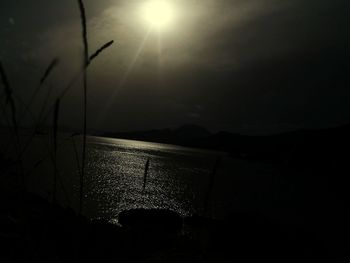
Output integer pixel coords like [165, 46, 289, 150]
[1, 124, 350, 262]
[0, 188, 349, 262]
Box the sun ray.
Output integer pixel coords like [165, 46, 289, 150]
[95, 29, 152, 126]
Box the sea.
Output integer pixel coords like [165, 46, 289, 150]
[1, 132, 276, 222]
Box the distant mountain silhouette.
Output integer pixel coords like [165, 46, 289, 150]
[99, 123, 350, 164]
[100, 124, 212, 146]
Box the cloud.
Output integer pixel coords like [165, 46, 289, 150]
[177, 0, 350, 70]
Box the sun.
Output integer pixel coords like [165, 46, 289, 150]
[142, 1, 175, 31]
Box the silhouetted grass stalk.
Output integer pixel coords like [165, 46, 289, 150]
[2, 90, 38, 155]
[0, 2, 113, 215]
[18, 58, 59, 126]
[10, 60, 58, 167]
[78, 0, 89, 215]
[142, 158, 150, 190]
[0, 99, 12, 133]
[0, 61, 19, 150]
[71, 134, 82, 178]
[0, 61, 24, 181]
[0, 101, 12, 154]
[17, 38, 114, 174]
[77, 0, 114, 215]
[89, 41, 114, 63]
[36, 41, 114, 128]
[52, 98, 60, 203]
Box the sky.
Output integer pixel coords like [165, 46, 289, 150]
[0, 0, 350, 134]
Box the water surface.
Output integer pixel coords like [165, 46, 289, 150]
[2, 133, 274, 221]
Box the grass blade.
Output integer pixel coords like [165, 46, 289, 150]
[78, 0, 89, 66]
[18, 58, 60, 124]
[40, 58, 59, 85]
[0, 61, 13, 104]
[0, 61, 19, 154]
[142, 158, 150, 190]
[17, 38, 114, 161]
[53, 98, 60, 203]
[78, 0, 89, 215]
[35, 40, 114, 129]
[89, 40, 114, 64]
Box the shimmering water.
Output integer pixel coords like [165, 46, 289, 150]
[2, 133, 273, 221]
[16, 135, 228, 220]
[82, 137, 222, 219]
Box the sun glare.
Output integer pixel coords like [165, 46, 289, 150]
[142, 1, 175, 31]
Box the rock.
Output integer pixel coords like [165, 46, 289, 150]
[118, 208, 182, 234]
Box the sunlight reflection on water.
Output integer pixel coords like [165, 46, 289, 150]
[78, 137, 220, 220]
[0, 131, 296, 224]
[1, 132, 277, 222]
